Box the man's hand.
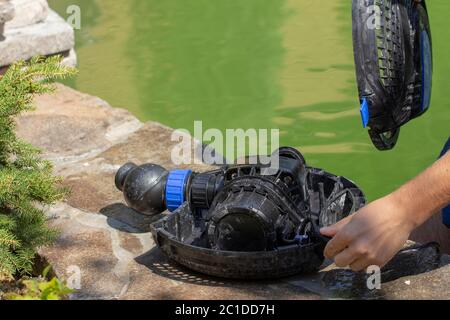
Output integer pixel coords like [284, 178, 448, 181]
[320, 194, 415, 272]
[320, 149, 450, 272]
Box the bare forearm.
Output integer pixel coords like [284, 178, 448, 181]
[390, 151, 450, 230]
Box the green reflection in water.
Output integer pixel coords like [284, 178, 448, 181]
[48, 0, 450, 200]
[126, 0, 286, 134]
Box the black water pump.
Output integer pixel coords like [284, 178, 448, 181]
[115, 147, 366, 279]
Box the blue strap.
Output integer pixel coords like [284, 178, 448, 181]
[360, 98, 370, 128]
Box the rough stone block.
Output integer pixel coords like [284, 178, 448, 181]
[0, 10, 74, 67]
[0, 0, 14, 23]
[0, 0, 14, 40]
[6, 0, 48, 29]
[61, 48, 77, 67]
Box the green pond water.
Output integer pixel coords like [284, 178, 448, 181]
[48, 0, 449, 201]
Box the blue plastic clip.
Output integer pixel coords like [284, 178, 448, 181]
[360, 98, 370, 128]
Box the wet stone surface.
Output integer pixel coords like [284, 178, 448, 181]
[16, 84, 450, 300]
[318, 242, 442, 299]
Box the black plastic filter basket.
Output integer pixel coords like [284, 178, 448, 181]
[151, 203, 325, 279]
[352, 0, 432, 150]
[150, 169, 366, 280]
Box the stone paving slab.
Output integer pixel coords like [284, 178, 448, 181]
[16, 84, 450, 300]
[44, 203, 320, 300]
[17, 84, 142, 165]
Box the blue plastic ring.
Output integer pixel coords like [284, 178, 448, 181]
[165, 169, 191, 212]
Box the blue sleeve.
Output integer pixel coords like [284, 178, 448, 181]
[440, 137, 450, 158]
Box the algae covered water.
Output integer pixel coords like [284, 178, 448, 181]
[48, 0, 450, 201]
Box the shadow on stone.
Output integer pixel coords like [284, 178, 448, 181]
[135, 247, 229, 287]
[99, 203, 162, 233]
